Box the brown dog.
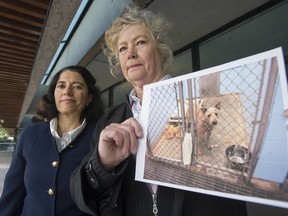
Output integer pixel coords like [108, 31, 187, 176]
[186, 99, 221, 156]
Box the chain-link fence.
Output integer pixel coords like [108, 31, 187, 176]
[144, 57, 288, 201]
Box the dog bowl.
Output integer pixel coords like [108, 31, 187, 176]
[225, 145, 251, 171]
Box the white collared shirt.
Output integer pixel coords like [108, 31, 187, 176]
[50, 118, 87, 152]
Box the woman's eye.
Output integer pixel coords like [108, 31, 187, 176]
[137, 40, 146, 45]
[119, 47, 126, 52]
[73, 85, 82, 89]
[56, 84, 65, 89]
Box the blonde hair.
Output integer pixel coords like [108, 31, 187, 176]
[104, 3, 173, 79]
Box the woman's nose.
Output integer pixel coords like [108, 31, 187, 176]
[127, 47, 137, 59]
[63, 86, 72, 95]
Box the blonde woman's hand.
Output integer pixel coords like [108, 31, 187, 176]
[98, 118, 143, 171]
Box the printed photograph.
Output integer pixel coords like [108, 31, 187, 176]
[136, 47, 288, 208]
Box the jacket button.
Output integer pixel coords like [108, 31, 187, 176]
[52, 161, 59, 167]
[47, 188, 55, 196]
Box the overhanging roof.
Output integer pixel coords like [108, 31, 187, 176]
[0, 0, 81, 134]
[0, 0, 51, 134]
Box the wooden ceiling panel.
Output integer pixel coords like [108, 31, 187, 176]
[0, 0, 51, 134]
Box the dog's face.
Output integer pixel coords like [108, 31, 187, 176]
[201, 101, 221, 126]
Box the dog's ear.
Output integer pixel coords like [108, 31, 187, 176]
[215, 101, 221, 110]
[200, 107, 207, 113]
[196, 98, 203, 107]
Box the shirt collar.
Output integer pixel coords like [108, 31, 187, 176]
[129, 74, 171, 105]
[50, 117, 87, 151]
[50, 117, 87, 137]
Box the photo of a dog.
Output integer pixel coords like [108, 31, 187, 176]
[140, 49, 288, 209]
[185, 99, 221, 156]
[164, 98, 221, 157]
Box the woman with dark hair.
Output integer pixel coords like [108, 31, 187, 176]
[0, 65, 104, 216]
[37, 66, 103, 122]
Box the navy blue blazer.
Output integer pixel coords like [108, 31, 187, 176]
[0, 121, 95, 216]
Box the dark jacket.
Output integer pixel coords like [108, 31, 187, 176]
[70, 102, 248, 216]
[0, 121, 95, 216]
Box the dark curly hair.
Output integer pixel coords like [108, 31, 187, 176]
[36, 66, 104, 123]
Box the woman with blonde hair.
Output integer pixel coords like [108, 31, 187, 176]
[70, 3, 247, 216]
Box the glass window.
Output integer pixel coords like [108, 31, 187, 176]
[101, 90, 109, 109]
[112, 81, 133, 106]
[199, 1, 288, 70]
[167, 50, 193, 77]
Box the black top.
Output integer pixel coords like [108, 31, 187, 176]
[70, 102, 248, 216]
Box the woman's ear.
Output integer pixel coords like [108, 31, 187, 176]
[86, 94, 93, 106]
